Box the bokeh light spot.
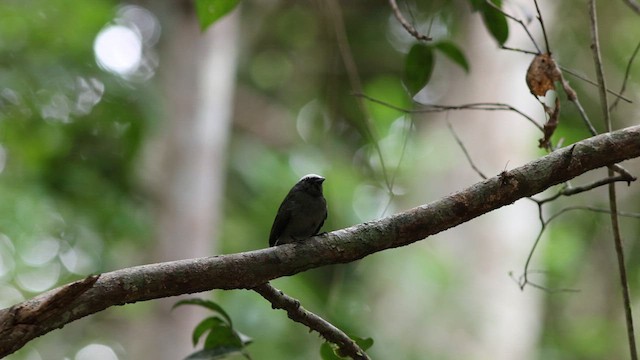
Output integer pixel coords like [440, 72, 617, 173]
[94, 25, 142, 76]
[75, 344, 119, 360]
[16, 262, 61, 293]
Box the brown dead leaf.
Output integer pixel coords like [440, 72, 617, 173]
[526, 53, 561, 96]
[526, 53, 563, 149]
[538, 97, 560, 150]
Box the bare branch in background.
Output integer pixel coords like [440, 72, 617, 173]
[388, 0, 432, 41]
[560, 66, 633, 104]
[354, 92, 544, 132]
[446, 120, 487, 180]
[588, 0, 638, 358]
[622, 0, 640, 14]
[610, 40, 640, 111]
[533, 0, 551, 53]
[518, 206, 640, 291]
[324, 0, 393, 192]
[535, 174, 634, 205]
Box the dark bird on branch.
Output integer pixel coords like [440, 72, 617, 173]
[269, 174, 327, 247]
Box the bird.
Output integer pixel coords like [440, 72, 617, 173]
[269, 174, 328, 247]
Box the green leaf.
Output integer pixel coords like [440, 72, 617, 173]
[184, 348, 249, 360]
[352, 336, 374, 351]
[403, 43, 435, 96]
[195, 0, 241, 31]
[319, 336, 374, 359]
[468, 0, 484, 11]
[480, 2, 509, 45]
[203, 324, 244, 350]
[434, 41, 470, 73]
[192, 317, 226, 346]
[173, 298, 234, 327]
[320, 342, 342, 360]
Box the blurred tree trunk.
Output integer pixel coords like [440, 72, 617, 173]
[128, 4, 238, 359]
[412, 10, 544, 360]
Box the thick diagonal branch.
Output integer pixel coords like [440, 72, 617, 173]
[1, 125, 640, 357]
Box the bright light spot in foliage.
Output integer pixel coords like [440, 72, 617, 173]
[75, 344, 119, 360]
[94, 25, 142, 76]
[16, 262, 61, 293]
[20, 236, 60, 266]
[93, 5, 160, 81]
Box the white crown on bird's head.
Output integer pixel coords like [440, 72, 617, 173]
[299, 174, 325, 181]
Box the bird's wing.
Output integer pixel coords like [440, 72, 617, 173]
[269, 198, 293, 246]
[312, 207, 327, 235]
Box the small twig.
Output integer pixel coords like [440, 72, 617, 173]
[380, 116, 414, 217]
[325, 0, 393, 192]
[533, 0, 551, 53]
[622, 0, 640, 14]
[388, 0, 432, 41]
[353, 92, 544, 132]
[610, 39, 640, 111]
[446, 120, 487, 180]
[589, 1, 638, 359]
[546, 206, 640, 220]
[520, 205, 640, 292]
[518, 204, 580, 292]
[589, 3, 612, 130]
[485, 0, 541, 53]
[560, 66, 633, 103]
[521, 205, 546, 289]
[500, 45, 539, 55]
[556, 64, 634, 180]
[511, 270, 580, 293]
[559, 72, 599, 135]
[536, 174, 635, 205]
[416, 102, 543, 131]
[253, 283, 370, 360]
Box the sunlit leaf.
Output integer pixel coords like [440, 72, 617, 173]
[434, 41, 470, 73]
[403, 43, 435, 96]
[173, 298, 234, 327]
[195, 0, 241, 31]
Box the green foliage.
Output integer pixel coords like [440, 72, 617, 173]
[174, 298, 252, 359]
[434, 41, 470, 73]
[184, 348, 248, 360]
[468, 0, 509, 46]
[403, 43, 435, 96]
[0, 0, 151, 291]
[403, 40, 469, 96]
[195, 0, 241, 31]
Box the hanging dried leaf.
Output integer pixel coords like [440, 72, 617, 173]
[526, 53, 563, 149]
[526, 53, 561, 96]
[539, 97, 560, 149]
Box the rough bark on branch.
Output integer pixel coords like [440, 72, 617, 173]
[1, 125, 639, 357]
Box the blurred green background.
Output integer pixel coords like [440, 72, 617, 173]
[1, 0, 640, 359]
